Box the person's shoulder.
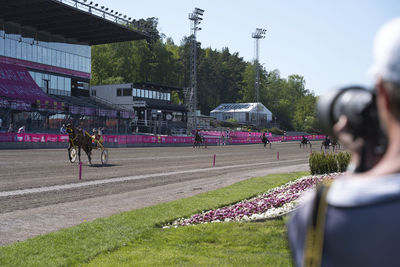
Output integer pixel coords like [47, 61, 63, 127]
[287, 190, 317, 266]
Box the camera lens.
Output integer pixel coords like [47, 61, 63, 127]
[317, 86, 373, 137]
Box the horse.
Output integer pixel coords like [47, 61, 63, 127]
[331, 138, 340, 151]
[193, 133, 204, 148]
[321, 137, 331, 151]
[300, 137, 312, 148]
[66, 124, 93, 164]
[261, 135, 272, 149]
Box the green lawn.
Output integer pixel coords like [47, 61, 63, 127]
[0, 172, 307, 267]
[84, 220, 292, 267]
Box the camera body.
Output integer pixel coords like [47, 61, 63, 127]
[316, 86, 386, 172]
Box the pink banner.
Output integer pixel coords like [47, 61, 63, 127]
[0, 133, 16, 142]
[0, 133, 326, 145]
[59, 135, 69, 143]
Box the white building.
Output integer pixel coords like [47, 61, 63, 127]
[210, 103, 272, 126]
[90, 82, 188, 134]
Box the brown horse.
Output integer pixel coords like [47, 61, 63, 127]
[66, 124, 93, 164]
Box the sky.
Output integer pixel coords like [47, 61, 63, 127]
[94, 0, 400, 96]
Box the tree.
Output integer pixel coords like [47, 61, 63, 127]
[90, 21, 318, 130]
[292, 94, 317, 132]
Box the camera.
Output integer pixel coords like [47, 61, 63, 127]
[316, 86, 386, 172]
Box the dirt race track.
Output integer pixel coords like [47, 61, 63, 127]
[0, 141, 321, 246]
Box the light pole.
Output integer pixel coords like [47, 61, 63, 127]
[189, 7, 204, 131]
[252, 28, 266, 129]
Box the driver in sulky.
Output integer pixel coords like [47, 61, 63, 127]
[91, 128, 103, 148]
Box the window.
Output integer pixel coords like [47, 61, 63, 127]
[37, 46, 43, 63]
[148, 90, 153, 99]
[0, 36, 4, 56]
[58, 76, 64, 91]
[50, 75, 57, 89]
[123, 88, 132, 96]
[51, 49, 56, 66]
[15, 39, 21, 59]
[36, 73, 43, 88]
[21, 42, 27, 60]
[117, 88, 122, 96]
[140, 89, 145, 98]
[65, 78, 71, 92]
[132, 88, 137, 97]
[144, 90, 149, 98]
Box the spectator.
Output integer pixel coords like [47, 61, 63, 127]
[60, 124, 66, 134]
[288, 17, 400, 267]
[17, 125, 25, 133]
[8, 123, 14, 133]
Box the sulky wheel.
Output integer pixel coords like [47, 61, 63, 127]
[101, 149, 109, 165]
[69, 147, 77, 163]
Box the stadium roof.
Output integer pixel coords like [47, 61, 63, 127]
[0, 0, 148, 45]
[133, 82, 185, 92]
[211, 102, 272, 114]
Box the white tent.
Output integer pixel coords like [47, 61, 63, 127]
[210, 102, 272, 125]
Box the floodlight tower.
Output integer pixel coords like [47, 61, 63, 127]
[189, 7, 204, 131]
[252, 28, 266, 128]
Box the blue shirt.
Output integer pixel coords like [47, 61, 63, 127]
[288, 174, 400, 267]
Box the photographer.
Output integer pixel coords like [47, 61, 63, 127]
[288, 17, 400, 267]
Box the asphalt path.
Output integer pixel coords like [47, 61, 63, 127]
[0, 141, 321, 246]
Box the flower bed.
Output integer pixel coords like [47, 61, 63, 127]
[164, 173, 342, 228]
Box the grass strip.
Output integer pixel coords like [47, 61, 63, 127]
[84, 220, 292, 266]
[0, 171, 307, 267]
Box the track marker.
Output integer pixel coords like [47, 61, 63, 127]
[277, 151, 279, 160]
[213, 154, 216, 167]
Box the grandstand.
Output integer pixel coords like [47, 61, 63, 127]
[0, 0, 148, 134]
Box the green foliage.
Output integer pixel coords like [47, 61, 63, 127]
[0, 172, 307, 266]
[219, 120, 240, 128]
[267, 127, 284, 135]
[226, 117, 238, 123]
[337, 151, 352, 172]
[309, 151, 351, 175]
[292, 95, 318, 132]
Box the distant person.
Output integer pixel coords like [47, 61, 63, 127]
[91, 128, 103, 148]
[17, 125, 25, 133]
[261, 132, 270, 148]
[193, 129, 202, 148]
[60, 124, 66, 134]
[8, 123, 14, 133]
[0, 117, 2, 129]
